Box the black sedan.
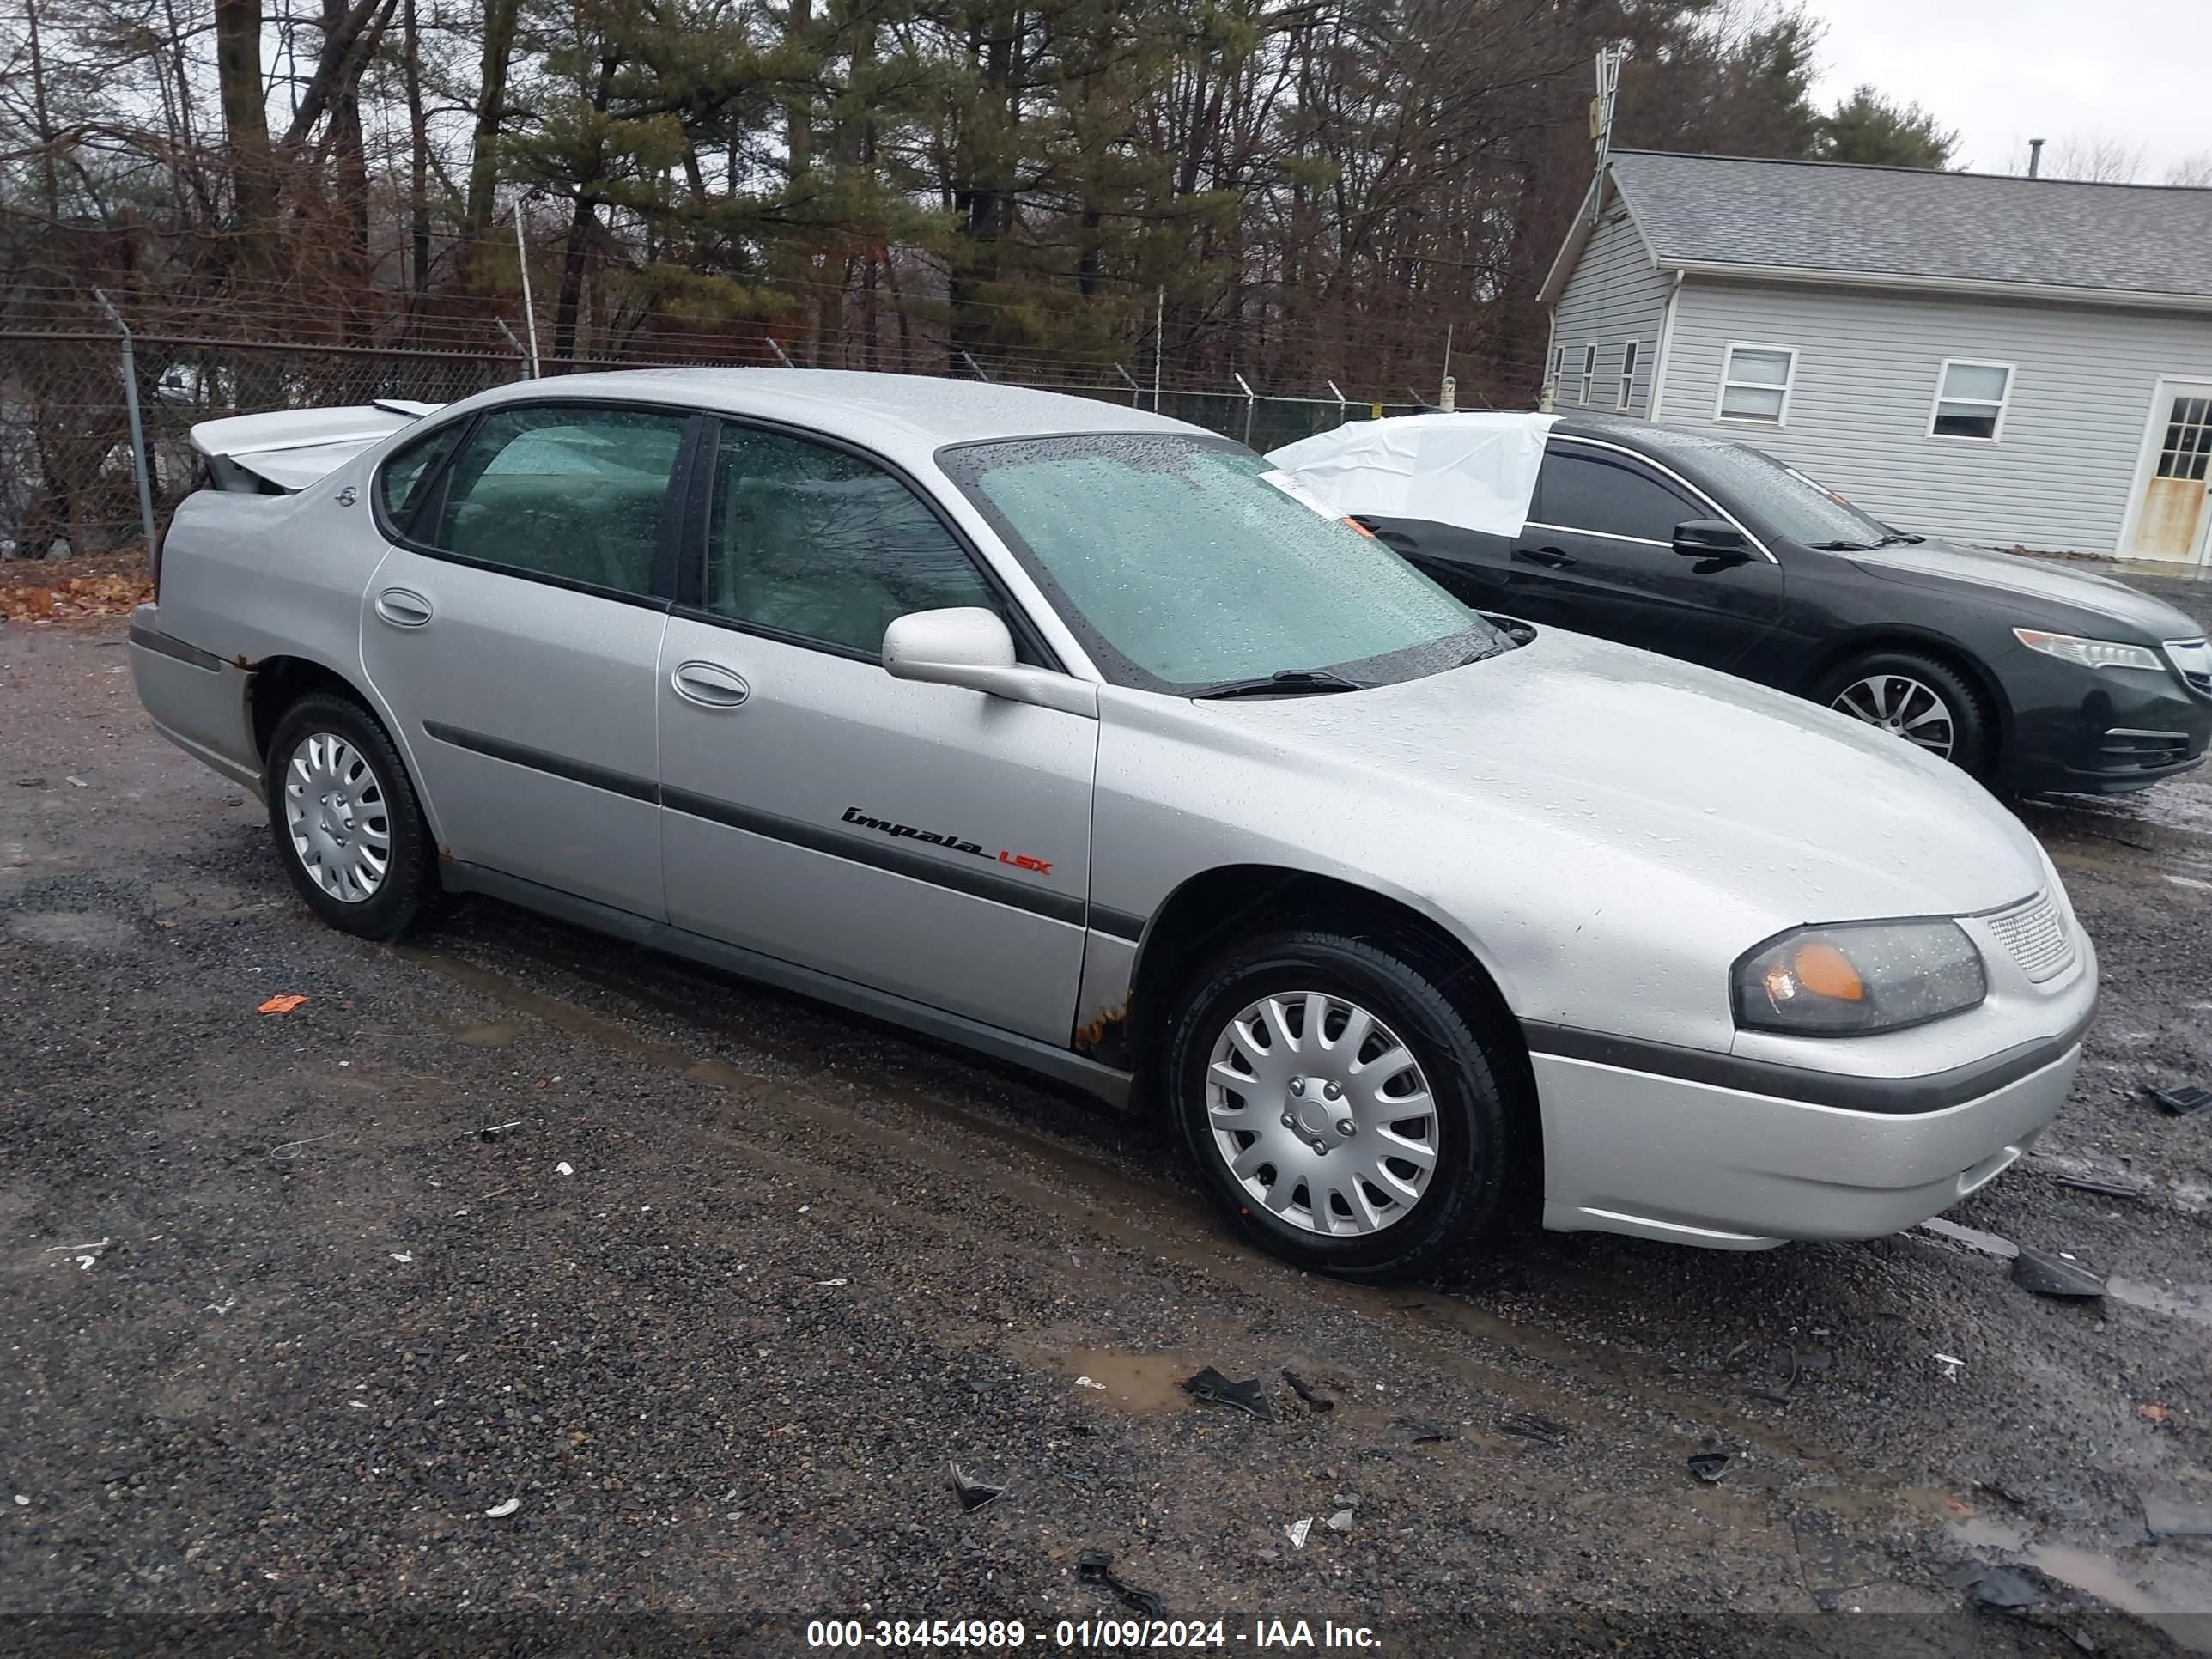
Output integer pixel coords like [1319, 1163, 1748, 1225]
[1289, 414, 2212, 796]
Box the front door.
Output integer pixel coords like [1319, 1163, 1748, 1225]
[2123, 382, 2212, 563]
[656, 420, 1097, 1045]
[361, 401, 692, 919]
[1510, 439, 1785, 672]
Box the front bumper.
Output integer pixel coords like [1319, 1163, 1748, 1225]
[2000, 649, 2212, 795]
[1533, 1042, 2080, 1249]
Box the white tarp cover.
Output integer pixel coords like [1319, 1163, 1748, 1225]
[190, 400, 442, 491]
[1266, 411, 1556, 538]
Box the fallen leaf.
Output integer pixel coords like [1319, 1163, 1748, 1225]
[2140, 1403, 2170, 1425]
[258, 994, 308, 1015]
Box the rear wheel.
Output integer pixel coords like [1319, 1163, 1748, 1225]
[1164, 929, 1515, 1281]
[264, 692, 435, 940]
[1815, 648, 1994, 776]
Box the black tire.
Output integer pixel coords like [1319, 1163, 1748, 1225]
[1163, 928, 1517, 1282]
[1814, 647, 1996, 777]
[264, 691, 436, 941]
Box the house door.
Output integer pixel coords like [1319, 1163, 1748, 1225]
[2123, 381, 2212, 562]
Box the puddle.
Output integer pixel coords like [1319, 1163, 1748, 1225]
[1951, 1515, 2212, 1651]
[7, 909, 138, 950]
[1060, 1349, 1198, 1415]
[1915, 1219, 2212, 1332]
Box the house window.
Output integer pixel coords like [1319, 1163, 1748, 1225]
[1929, 360, 2014, 441]
[1548, 346, 1563, 401]
[1618, 341, 1640, 410]
[1716, 344, 1796, 424]
[1580, 344, 1596, 407]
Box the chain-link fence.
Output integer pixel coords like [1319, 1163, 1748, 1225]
[0, 326, 1421, 562]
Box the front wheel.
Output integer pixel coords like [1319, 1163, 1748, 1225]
[1163, 929, 1516, 1281]
[1814, 648, 1994, 776]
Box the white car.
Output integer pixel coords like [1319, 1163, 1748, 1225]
[131, 370, 2095, 1279]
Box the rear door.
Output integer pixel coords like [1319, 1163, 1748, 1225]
[1512, 440, 1785, 672]
[361, 401, 694, 919]
[654, 420, 1097, 1044]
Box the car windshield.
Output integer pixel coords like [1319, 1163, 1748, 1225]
[1687, 439, 1901, 550]
[939, 434, 1504, 694]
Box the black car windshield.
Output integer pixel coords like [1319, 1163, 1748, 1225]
[939, 434, 1506, 694]
[1688, 440, 1899, 549]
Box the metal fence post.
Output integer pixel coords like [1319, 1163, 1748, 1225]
[1114, 362, 1141, 406]
[766, 337, 797, 368]
[960, 349, 994, 383]
[1232, 371, 1255, 447]
[1327, 380, 1348, 426]
[91, 289, 159, 576]
[514, 209, 542, 377]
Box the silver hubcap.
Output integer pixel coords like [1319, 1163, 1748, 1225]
[1205, 991, 1438, 1237]
[282, 732, 392, 902]
[1831, 673, 1955, 757]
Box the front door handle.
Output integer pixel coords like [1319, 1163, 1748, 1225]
[374, 587, 434, 627]
[1513, 544, 1577, 569]
[670, 660, 750, 709]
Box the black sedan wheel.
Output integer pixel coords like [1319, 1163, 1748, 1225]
[1816, 650, 1993, 775]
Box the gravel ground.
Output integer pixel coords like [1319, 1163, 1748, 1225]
[3, 616, 2209, 1658]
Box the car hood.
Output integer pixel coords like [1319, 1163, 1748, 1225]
[1850, 538, 2202, 640]
[1189, 628, 2047, 925]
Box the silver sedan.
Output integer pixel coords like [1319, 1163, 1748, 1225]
[131, 370, 2094, 1279]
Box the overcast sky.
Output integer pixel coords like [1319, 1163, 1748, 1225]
[1800, 0, 2208, 180]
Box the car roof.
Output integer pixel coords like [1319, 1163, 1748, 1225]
[465, 368, 1206, 459]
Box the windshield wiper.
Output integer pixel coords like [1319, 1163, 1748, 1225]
[1808, 539, 1880, 551]
[1191, 668, 1365, 700]
[1875, 532, 1924, 545]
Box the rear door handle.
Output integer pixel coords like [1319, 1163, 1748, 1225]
[670, 660, 750, 709]
[1514, 544, 1578, 568]
[374, 587, 434, 627]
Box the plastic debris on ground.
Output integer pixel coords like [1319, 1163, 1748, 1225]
[1285, 1516, 1311, 1549]
[1077, 1550, 1164, 1617]
[1936, 1352, 1966, 1381]
[947, 1462, 1003, 1512]
[2148, 1083, 2210, 1117]
[2011, 1246, 2106, 1298]
[1392, 1419, 1458, 1446]
[257, 994, 308, 1015]
[1686, 1451, 1733, 1484]
[2142, 1495, 2212, 1539]
[1498, 1412, 1570, 1443]
[556, 1162, 574, 1176]
[1181, 1367, 1274, 1421]
[1073, 1376, 1106, 1391]
[1326, 1508, 1354, 1534]
[476, 1121, 523, 1143]
[2051, 1173, 2150, 1200]
[1942, 1562, 2041, 1611]
[1281, 1370, 1334, 1413]
[483, 1498, 521, 1518]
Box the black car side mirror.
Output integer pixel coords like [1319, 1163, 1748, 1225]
[1673, 519, 1752, 560]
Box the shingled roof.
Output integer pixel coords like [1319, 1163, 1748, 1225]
[1541, 150, 2212, 310]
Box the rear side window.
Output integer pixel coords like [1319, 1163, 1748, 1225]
[1534, 447, 1699, 544]
[376, 422, 463, 525]
[705, 426, 1007, 657]
[423, 405, 688, 598]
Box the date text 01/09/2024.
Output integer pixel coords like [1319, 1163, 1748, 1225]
[803, 1619, 1383, 1650]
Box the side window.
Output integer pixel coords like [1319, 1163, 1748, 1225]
[706, 426, 1008, 658]
[1534, 447, 1700, 544]
[425, 404, 688, 598]
[376, 422, 463, 526]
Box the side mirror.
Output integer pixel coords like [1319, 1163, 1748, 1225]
[882, 607, 1097, 718]
[1673, 518, 1753, 560]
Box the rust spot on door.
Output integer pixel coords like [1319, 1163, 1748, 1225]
[1073, 1001, 1131, 1069]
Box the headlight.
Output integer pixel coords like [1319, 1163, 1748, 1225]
[1732, 920, 1986, 1036]
[2013, 628, 2163, 672]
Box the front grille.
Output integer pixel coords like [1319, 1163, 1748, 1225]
[2165, 638, 2212, 696]
[2099, 727, 2194, 771]
[1984, 893, 2075, 984]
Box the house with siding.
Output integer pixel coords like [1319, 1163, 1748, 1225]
[1539, 150, 2212, 565]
